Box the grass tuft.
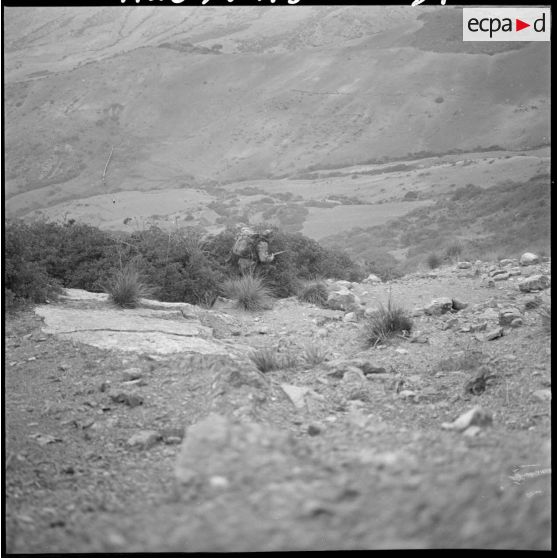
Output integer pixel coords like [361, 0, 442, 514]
[444, 240, 464, 261]
[249, 348, 297, 372]
[363, 299, 413, 347]
[297, 280, 329, 306]
[222, 273, 272, 311]
[105, 265, 153, 309]
[302, 343, 329, 367]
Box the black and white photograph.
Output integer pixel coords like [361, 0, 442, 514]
[2, 1, 553, 552]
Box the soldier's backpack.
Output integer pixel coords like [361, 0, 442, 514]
[232, 227, 257, 258]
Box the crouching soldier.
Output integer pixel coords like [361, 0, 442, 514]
[232, 226, 283, 274]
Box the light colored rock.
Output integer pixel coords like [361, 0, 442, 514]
[520, 252, 539, 266]
[326, 358, 386, 377]
[398, 390, 416, 400]
[442, 317, 459, 331]
[441, 406, 493, 432]
[499, 259, 516, 267]
[122, 368, 143, 381]
[34, 302, 233, 355]
[462, 426, 482, 438]
[478, 308, 499, 321]
[457, 261, 472, 269]
[364, 274, 382, 284]
[493, 272, 510, 281]
[410, 333, 429, 344]
[498, 307, 522, 326]
[510, 318, 523, 328]
[332, 280, 353, 290]
[343, 312, 358, 323]
[280, 384, 311, 409]
[341, 367, 368, 385]
[209, 475, 230, 489]
[411, 308, 424, 317]
[326, 289, 360, 311]
[485, 327, 504, 341]
[424, 297, 454, 316]
[518, 275, 550, 293]
[127, 430, 161, 449]
[174, 414, 293, 487]
[532, 389, 551, 402]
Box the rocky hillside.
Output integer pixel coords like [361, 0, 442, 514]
[4, 6, 551, 230]
[4, 252, 551, 551]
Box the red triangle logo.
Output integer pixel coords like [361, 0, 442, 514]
[516, 19, 530, 31]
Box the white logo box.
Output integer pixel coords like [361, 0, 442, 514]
[463, 7, 551, 41]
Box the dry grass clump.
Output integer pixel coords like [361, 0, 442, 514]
[297, 281, 329, 306]
[302, 343, 329, 367]
[249, 348, 298, 372]
[363, 299, 413, 347]
[106, 265, 153, 308]
[222, 273, 272, 311]
[444, 240, 464, 261]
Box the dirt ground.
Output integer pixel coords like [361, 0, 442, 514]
[3, 261, 552, 551]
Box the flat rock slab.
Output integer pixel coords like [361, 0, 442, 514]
[35, 293, 233, 355]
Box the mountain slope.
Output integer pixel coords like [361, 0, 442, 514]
[4, 6, 550, 220]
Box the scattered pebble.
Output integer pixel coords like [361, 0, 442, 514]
[108, 390, 144, 407]
[485, 327, 504, 341]
[127, 430, 161, 450]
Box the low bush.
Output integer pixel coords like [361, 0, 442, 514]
[426, 252, 442, 269]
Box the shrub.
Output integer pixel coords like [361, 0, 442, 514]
[363, 299, 413, 346]
[221, 273, 272, 311]
[129, 225, 225, 305]
[298, 281, 329, 306]
[105, 265, 153, 308]
[4, 220, 62, 307]
[426, 252, 442, 269]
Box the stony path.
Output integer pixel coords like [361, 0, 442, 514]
[4, 258, 552, 551]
